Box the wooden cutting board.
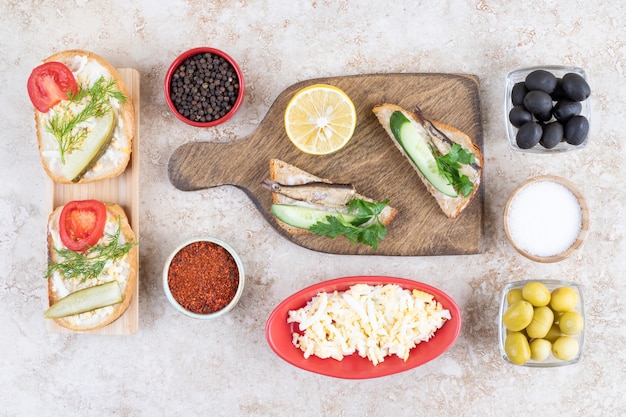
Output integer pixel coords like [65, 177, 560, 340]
[168, 73, 484, 256]
[46, 68, 140, 334]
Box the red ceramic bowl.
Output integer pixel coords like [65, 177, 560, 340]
[265, 276, 461, 379]
[164, 47, 245, 127]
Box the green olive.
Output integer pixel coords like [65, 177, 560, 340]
[503, 300, 534, 331]
[544, 323, 563, 343]
[506, 288, 524, 305]
[559, 311, 584, 335]
[526, 306, 555, 339]
[530, 338, 552, 361]
[552, 336, 579, 361]
[550, 286, 579, 312]
[522, 281, 551, 307]
[553, 310, 564, 322]
[505, 332, 531, 365]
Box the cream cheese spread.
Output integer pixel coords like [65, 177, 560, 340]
[48, 208, 131, 327]
[37, 54, 130, 182]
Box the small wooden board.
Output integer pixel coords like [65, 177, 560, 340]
[168, 73, 484, 256]
[45, 68, 140, 334]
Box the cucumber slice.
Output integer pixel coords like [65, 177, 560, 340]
[44, 281, 123, 319]
[271, 204, 358, 230]
[389, 111, 457, 197]
[59, 109, 117, 182]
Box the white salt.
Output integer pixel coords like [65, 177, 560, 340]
[507, 180, 582, 257]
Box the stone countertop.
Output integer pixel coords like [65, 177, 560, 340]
[2, 1, 625, 416]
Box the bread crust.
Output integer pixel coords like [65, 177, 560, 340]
[47, 202, 138, 331]
[269, 159, 398, 235]
[372, 104, 483, 219]
[269, 159, 323, 235]
[35, 50, 134, 184]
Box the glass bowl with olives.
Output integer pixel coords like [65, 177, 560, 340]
[164, 47, 245, 128]
[505, 66, 591, 153]
[498, 280, 585, 367]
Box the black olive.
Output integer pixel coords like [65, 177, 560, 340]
[553, 100, 582, 123]
[525, 70, 557, 93]
[511, 82, 528, 106]
[523, 90, 553, 114]
[534, 111, 553, 122]
[562, 73, 591, 101]
[565, 115, 590, 145]
[516, 121, 542, 149]
[509, 105, 533, 127]
[540, 122, 564, 149]
[550, 78, 566, 100]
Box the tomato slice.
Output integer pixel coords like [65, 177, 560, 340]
[27, 62, 78, 112]
[59, 200, 107, 252]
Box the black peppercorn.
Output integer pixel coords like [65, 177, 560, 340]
[169, 52, 241, 124]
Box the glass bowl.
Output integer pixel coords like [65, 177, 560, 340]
[504, 65, 591, 153]
[498, 280, 585, 367]
[503, 175, 589, 263]
[163, 237, 245, 319]
[164, 47, 245, 128]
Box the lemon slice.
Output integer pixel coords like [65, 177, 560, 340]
[284, 84, 357, 155]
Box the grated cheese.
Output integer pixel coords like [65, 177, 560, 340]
[287, 283, 450, 365]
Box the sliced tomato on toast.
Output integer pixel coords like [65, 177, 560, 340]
[27, 62, 78, 112]
[59, 200, 107, 252]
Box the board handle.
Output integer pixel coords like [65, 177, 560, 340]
[168, 139, 256, 191]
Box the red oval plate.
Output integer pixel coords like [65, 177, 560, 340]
[265, 276, 462, 379]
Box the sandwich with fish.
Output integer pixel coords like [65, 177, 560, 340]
[27, 50, 135, 184]
[373, 104, 483, 219]
[263, 159, 398, 249]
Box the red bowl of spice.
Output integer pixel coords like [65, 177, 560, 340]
[164, 47, 245, 127]
[163, 237, 245, 319]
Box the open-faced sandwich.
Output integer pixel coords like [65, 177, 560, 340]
[263, 159, 398, 249]
[44, 199, 138, 331]
[27, 50, 135, 184]
[373, 104, 483, 219]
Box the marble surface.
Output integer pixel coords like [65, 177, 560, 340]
[2, 1, 625, 416]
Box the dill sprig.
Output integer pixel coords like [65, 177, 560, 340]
[45, 76, 127, 164]
[45, 217, 137, 282]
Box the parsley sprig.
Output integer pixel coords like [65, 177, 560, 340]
[45, 217, 137, 282]
[309, 199, 390, 249]
[45, 76, 126, 164]
[432, 143, 476, 197]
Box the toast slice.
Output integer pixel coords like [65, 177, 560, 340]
[47, 202, 138, 331]
[373, 104, 483, 219]
[34, 50, 135, 184]
[268, 159, 398, 235]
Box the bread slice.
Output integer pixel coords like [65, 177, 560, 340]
[34, 50, 135, 184]
[269, 159, 398, 235]
[46, 202, 138, 331]
[372, 104, 483, 219]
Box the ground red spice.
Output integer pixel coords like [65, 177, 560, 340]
[167, 241, 240, 314]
